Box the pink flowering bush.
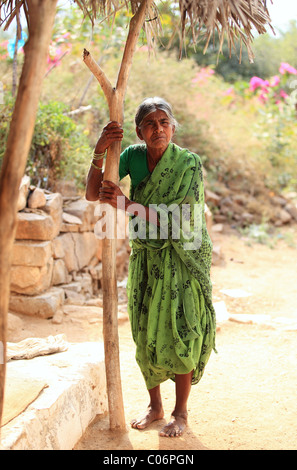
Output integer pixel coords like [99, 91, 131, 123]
[192, 67, 215, 85]
[279, 62, 297, 76]
[46, 33, 72, 73]
[248, 62, 297, 106]
[0, 40, 9, 60]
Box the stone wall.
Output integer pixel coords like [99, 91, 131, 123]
[9, 177, 129, 320]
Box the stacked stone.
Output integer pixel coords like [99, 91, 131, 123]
[9, 177, 103, 319]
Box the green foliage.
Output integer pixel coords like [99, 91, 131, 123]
[0, 93, 14, 164]
[254, 104, 297, 191]
[157, 3, 297, 83]
[0, 97, 91, 190]
[28, 101, 91, 189]
[1, 4, 297, 199]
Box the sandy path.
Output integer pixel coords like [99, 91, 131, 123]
[74, 227, 297, 451]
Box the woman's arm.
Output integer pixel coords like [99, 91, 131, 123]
[85, 121, 123, 201]
[99, 180, 159, 226]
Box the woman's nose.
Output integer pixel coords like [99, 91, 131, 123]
[154, 122, 163, 132]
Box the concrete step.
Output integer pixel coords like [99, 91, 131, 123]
[0, 342, 107, 450]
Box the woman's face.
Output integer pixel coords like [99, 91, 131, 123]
[136, 109, 175, 154]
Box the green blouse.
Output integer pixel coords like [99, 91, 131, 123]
[119, 144, 150, 190]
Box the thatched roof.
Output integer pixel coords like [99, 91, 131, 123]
[0, 0, 273, 62]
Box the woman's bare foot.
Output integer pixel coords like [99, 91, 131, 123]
[131, 405, 164, 430]
[159, 412, 188, 437]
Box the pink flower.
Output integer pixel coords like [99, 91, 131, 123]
[270, 75, 280, 87]
[223, 87, 234, 96]
[258, 91, 269, 103]
[280, 89, 289, 99]
[192, 67, 215, 84]
[249, 76, 266, 91]
[279, 62, 297, 75]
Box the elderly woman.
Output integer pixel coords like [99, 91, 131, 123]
[86, 97, 216, 437]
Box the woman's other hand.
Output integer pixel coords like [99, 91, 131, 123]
[99, 180, 129, 210]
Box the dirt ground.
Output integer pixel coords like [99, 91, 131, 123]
[8, 226, 297, 450]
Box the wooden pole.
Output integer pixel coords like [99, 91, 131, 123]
[0, 0, 58, 429]
[83, 0, 153, 430]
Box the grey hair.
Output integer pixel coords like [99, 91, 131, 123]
[135, 97, 178, 129]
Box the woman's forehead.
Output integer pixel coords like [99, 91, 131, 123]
[142, 109, 169, 122]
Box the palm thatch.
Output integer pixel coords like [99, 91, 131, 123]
[73, 0, 274, 62]
[179, 0, 274, 62]
[1, 0, 273, 62]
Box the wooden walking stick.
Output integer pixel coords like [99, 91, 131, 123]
[83, 0, 154, 430]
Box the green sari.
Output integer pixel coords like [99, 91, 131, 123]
[126, 142, 216, 390]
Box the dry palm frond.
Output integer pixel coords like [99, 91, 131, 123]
[74, 0, 162, 47]
[0, 0, 273, 62]
[178, 0, 274, 62]
[0, 0, 28, 34]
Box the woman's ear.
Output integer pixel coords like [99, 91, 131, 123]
[136, 126, 143, 141]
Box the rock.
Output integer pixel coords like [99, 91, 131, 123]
[210, 182, 232, 197]
[74, 273, 93, 296]
[61, 281, 82, 293]
[284, 203, 297, 221]
[52, 237, 65, 259]
[241, 212, 254, 223]
[64, 290, 86, 305]
[219, 196, 233, 208]
[271, 196, 287, 207]
[51, 309, 64, 324]
[96, 239, 102, 262]
[212, 223, 223, 233]
[62, 212, 82, 224]
[89, 263, 102, 281]
[285, 191, 297, 201]
[54, 180, 78, 196]
[57, 232, 97, 273]
[58, 233, 78, 272]
[27, 188, 46, 209]
[213, 214, 228, 223]
[63, 304, 103, 322]
[116, 246, 129, 279]
[63, 199, 97, 232]
[43, 193, 63, 238]
[9, 288, 64, 318]
[16, 212, 59, 241]
[17, 175, 30, 212]
[276, 208, 292, 225]
[7, 313, 24, 336]
[52, 259, 71, 286]
[10, 258, 54, 295]
[72, 232, 98, 271]
[212, 244, 224, 265]
[232, 194, 248, 206]
[205, 189, 221, 206]
[12, 240, 52, 267]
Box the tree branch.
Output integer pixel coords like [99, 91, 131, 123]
[116, 0, 154, 100]
[83, 48, 114, 105]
